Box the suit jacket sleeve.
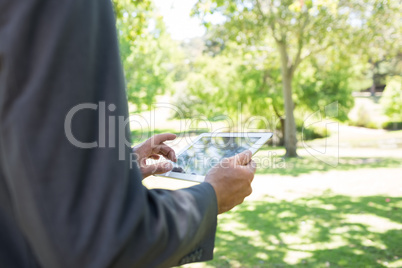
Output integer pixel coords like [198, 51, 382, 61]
[0, 0, 217, 267]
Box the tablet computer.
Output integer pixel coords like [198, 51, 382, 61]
[156, 132, 272, 182]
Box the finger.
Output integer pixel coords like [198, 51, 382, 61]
[232, 150, 253, 166]
[244, 160, 257, 174]
[154, 144, 177, 162]
[149, 154, 160, 160]
[245, 185, 253, 197]
[151, 133, 177, 145]
[167, 150, 177, 162]
[238, 160, 256, 184]
[142, 162, 173, 178]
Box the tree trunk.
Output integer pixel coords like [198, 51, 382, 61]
[277, 42, 298, 157]
[370, 61, 377, 96]
[279, 117, 285, 147]
[370, 80, 376, 96]
[272, 104, 285, 146]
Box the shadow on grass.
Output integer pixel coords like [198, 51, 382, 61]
[207, 193, 402, 267]
[256, 156, 402, 177]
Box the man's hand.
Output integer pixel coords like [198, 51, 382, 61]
[205, 150, 256, 214]
[132, 133, 177, 179]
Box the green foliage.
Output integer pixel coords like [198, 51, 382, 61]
[347, 0, 402, 94]
[354, 105, 370, 127]
[174, 45, 355, 130]
[113, 0, 152, 42]
[192, 0, 380, 156]
[347, 104, 381, 129]
[112, 0, 401, 133]
[172, 51, 284, 129]
[172, 56, 234, 119]
[382, 121, 402, 131]
[355, 0, 402, 63]
[191, 0, 402, 157]
[297, 124, 329, 141]
[295, 49, 355, 122]
[381, 77, 402, 121]
[114, 0, 177, 110]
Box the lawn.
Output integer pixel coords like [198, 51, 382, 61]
[139, 126, 402, 268]
[172, 158, 402, 268]
[254, 152, 402, 176]
[199, 193, 402, 268]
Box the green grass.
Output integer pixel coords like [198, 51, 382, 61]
[307, 130, 402, 149]
[254, 154, 402, 177]
[205, 193, 402, 268]
[143, 126, 402, 267]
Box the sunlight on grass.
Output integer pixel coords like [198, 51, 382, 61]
[254, 152, 402, 176]
[284, 250, 313, 265]
[343, 214, 402, 233]
[194, 193, 402, 268]
[138, 128, 402, 267]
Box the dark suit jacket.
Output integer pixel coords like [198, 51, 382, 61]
[0, 0, 218, 267]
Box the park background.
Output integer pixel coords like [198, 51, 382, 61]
[114, 0, 401, 267]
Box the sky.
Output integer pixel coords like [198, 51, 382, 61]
[153, 0, 206, 40]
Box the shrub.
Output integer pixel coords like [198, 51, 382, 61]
[299, 125, 329, 141]
[382, 121, 402, 130]
[348, 105, 379, 129]
[380, 77, 402, 121]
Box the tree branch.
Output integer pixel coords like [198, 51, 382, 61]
[255, 0, 265, 18]
[300, 42, 334, 62]
[290, 12, 309, 74]
[272, 102, 283, 119]
[256, 0, 281, 42]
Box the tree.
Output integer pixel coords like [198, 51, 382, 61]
[381, 77, 402, 122]
[113, 0, 178, 110]
[356, 0, 402, 95]
[172, 46, 285, 129]
[113, 0, 152, 42]
[294, 47, 355, 122]
[193, 0, 388, 157]
[174, 39, 355, 143]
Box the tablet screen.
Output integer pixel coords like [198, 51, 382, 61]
[171, 136, 260, 176]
